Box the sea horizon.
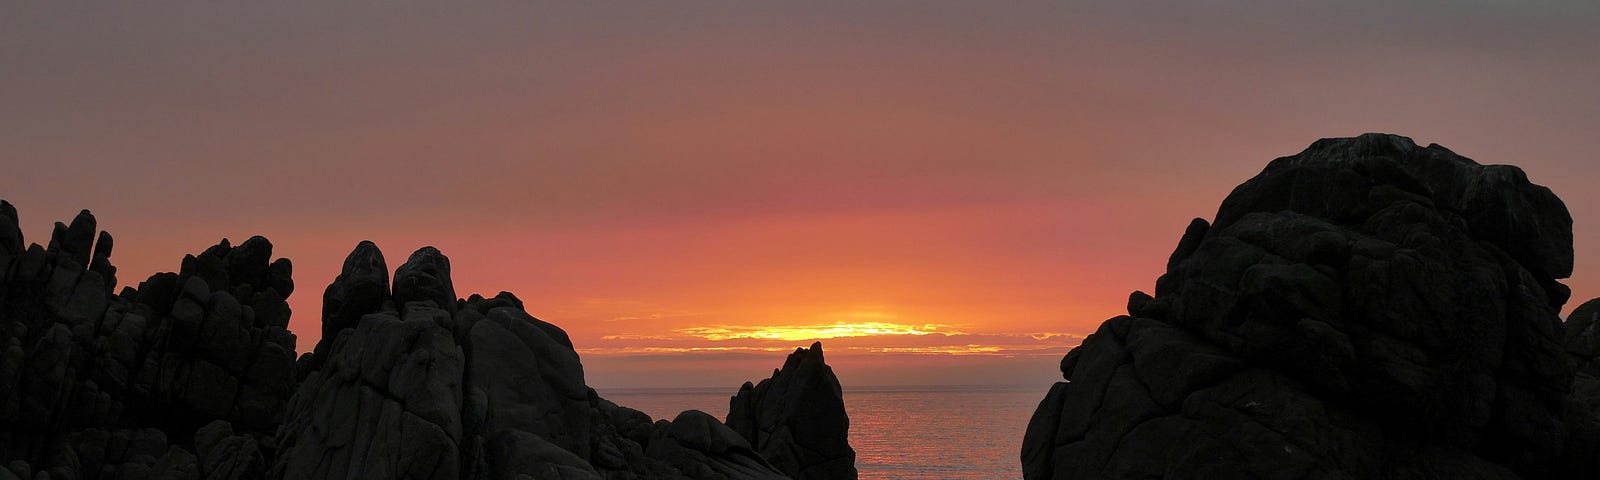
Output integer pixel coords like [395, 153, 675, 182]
[601, 383, 1044, 479]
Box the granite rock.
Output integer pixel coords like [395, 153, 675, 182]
[0, 206, 295, 479]
[1023, 134, 1591, 479]
[727, 342, 856, 480]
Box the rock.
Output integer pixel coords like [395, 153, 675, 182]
[0, 205, 294, 478]
[270, 301, 465, 480]
[391, 247, 455, 313]
[727, 342, 857, 480]
[647, 411, 788, 480]
[2, 206, 859, 479]
[195, 421, 264, 480]
[278, 241, 855, 479]
[1023, 134, 1589, 479]
[0, 200, 20, 257]
[315, 241, 388, 359]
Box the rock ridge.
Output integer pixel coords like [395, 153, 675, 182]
[0, 204, 858, 479]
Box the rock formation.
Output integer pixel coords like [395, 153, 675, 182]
[1022, 134, 1597, 479]
[0, 203, 857, 479]
[0, 204, 297, 479]
[727, 342, 856, 480]
[273, 242, 795, 480]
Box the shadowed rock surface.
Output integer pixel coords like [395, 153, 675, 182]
[727, 342, 856, 480]
[0, 204, 297, 479]
[0, 204, 856, 479]
[272, 242, 797, 480]
[1022, 134, 1597, 479]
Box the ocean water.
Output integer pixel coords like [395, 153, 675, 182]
[598, 384, 1047, 479]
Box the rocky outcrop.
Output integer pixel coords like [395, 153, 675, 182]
[271, 242, 799, 480]
[727, 342, 856, 480]
[1022, 134, 1594, 479]
[0, 202, 857, 479]
[0, 204, 297, 479]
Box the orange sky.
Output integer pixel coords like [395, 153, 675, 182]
[4, 2, 1599, 387]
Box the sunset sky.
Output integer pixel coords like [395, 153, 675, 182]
[4, 2, 1598, 388]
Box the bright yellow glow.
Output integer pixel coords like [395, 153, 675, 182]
[576, 346, 794, 354]
[865, 345, 1005, 355]
[676, 322, 955, 341]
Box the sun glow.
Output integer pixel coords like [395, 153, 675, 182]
[675, 322, 955, 341]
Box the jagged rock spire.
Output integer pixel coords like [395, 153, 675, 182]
[728, 341, 857, 480]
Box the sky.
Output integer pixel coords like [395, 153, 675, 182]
[3, 1, 1598, 389]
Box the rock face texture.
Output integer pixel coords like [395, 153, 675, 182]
[0, 203, 857, 479]
[0, 204, 297, 479]
[1022, 134, 1596, 479]
[727, 342, 856, 480]
[269, 242, 800, 480]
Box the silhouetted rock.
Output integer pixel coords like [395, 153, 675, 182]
[0, 203, 856, 479]
[275, 242, 833, 479]
[312, 240, 387, 364]
[0, 206, 297, 479]
[1023, 134, 1593, 479]
[649, 410, 788, 480]
[727, 342, 856, 480]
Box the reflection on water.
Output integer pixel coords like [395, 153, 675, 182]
[599, 384, 1046, 479]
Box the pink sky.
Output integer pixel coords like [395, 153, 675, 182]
[4, 2, 1598, 387]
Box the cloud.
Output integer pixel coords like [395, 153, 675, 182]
[579, 330, 1083, 358]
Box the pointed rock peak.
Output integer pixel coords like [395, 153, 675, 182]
[202, 238, 233, 259]
[47, 222, 65, 252]
[341, 240, 387, 275]
[0, 199, 20, 254]
[393, 246, 456, 311]
[93, 231, 114, 261]
[728, 340, 855, 479]
[784, 341, 826, 370]
[41, 209, 99, 267]
[317, 241, 393, 354]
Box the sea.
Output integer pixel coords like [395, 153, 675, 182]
[597, 384, 1047, 480]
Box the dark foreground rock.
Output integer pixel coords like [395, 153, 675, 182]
[271, 242, 805, 480]
[0, 204, 857, 479]
[727, 342, 856, 480]
[1023, 134, 1597, 479]
[0, 205, 297, 479]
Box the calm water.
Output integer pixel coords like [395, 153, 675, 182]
[598, 384, 1046, 479]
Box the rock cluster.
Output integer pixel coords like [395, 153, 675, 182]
[0, 204, 297, 479]
[727, 342, 856, 480]
[0, 202, 857, 479]
[1022, 134, 1597, 479]
[273, 242, 798, 480]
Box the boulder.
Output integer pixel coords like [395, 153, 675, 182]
[1023, 134, 1590, 479]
